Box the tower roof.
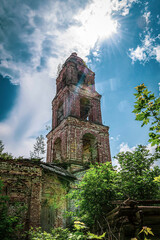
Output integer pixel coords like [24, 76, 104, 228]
[56, 53, 95, 93]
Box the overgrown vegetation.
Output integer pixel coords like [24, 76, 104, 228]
[67, 162, 120, 231]
[0, 179, 25, 240]
[67, 145, 160, 233]
[133, 84, 160, 152]
[0, 84, 159, 239]
[29, 222, 106, 240]
[115, 145, 160, 200]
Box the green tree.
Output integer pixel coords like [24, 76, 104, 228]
[114, 145, 160, 200]
[0, 140, 13, 159]
[68, 162, 121, 231]
[132, 84, 160, 152]
[30, 135, 45, 159]
[0, 140, 4, 154]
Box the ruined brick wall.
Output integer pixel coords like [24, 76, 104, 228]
[0, 159, 70, 230]
[56, 52, 95, 94]
[40, 171, 68, 231]
[52, 83, 102, 129]
[0, 159, 42, 229]
[47, 116, 111, 167]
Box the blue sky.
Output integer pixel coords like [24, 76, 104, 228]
[0, 0, 159, 162]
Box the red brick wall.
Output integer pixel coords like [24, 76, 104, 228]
[48, 53, 111, 168]
[52, 85, 102, 129]
[47, 117, 111, 164]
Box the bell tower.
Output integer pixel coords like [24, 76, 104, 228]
[46, 53, 111, 172]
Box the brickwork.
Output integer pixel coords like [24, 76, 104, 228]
[0, 158, 73, 231]
[56, 52, 95, 94]
[47, 53, 111, 169]
[47, 116, 111, 166]
[41, 172, 68, 231]
[0, 159, 42, 229]
[52, 82, 102, 129]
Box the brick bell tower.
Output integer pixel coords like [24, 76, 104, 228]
[46, 53, 111, 172]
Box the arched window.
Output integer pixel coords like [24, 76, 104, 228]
[80, 98, 90, 120]
[78, 72, 86, 84]
[57, 102, 64, 125]
[53, 138, 62, 162]
[82, 133, 97, 163]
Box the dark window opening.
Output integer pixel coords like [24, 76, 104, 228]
[53, 138, 62, 162]
[82, 133, 97, 163]
[57, 102, 64, 125]
[80, 98, 90, 120]
[78, 72, 86, 84]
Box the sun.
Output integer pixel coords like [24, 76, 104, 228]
[73, 1, 118, 46]
[86, 14, 118, 40]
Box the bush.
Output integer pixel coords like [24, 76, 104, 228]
[67, 162, 120, 231]
[0, 179, 25, 240]
[29, 223, 106, 240]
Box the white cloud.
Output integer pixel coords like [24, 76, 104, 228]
[110, 134, 120, 141]
[129, 40, 160, 64]
[113, 142, 160, 168]
[119, 142, 158, 156]
[0, 0, 139, 157]
[0, 70, 54, 157]
[111, 0, 138, 16]
[146, 143, 157, 155]
[154, 45, 160, 62]
[129, 46, 146, 62]
[112, 158, 120, 168]
[129, 8, 160, 64]
[143, 11, 151, 25]
[119, 142, 136, 152]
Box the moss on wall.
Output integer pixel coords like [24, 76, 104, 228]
[41, 172, 69, 231]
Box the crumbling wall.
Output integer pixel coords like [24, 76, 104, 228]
[0, 159, 42, 230]
[51, 85, 102, 129]
[0, 159, 71, 231]
[47, 116, 111, 168]
[56, 52, 95, 94]
[40, 172, 68, 231]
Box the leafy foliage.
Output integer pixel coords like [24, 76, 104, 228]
[0, 140, 4, 154]
[138, 226, 154, 240]
[133, 84, 160, 152]
[30, 135, 45, 159]
[0, 179, 24, 240]
[67, 162, 121, 230]
[68, 146, 160, 233]
[115, 145, 160, 200]
[29, 223, 106, 240]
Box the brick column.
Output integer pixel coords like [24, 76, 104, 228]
[29, 177, 42, 228]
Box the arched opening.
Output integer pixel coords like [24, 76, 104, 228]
[80, 98, 90, 120]
[82, 133, 97, 163]
[53, 138, 62, 162]
[78, 72, 86, 84]
[57, 102, 64, 125]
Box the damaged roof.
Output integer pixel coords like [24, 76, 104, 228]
[0, 158, 76, 180]
[40, 162, 76, 180]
